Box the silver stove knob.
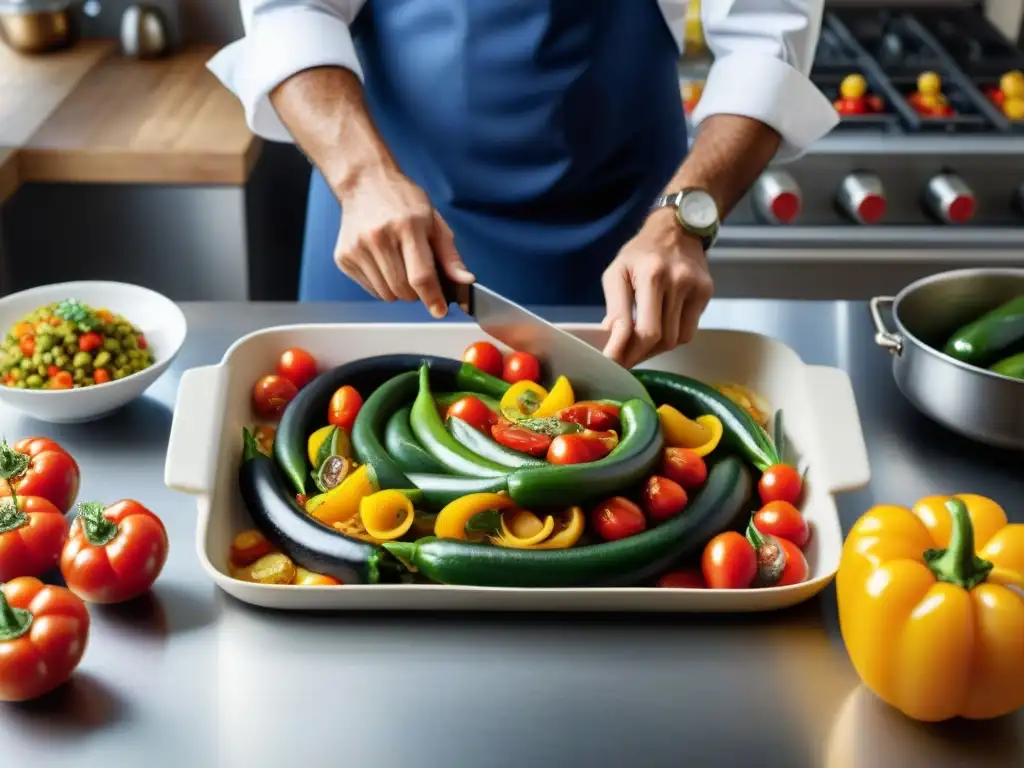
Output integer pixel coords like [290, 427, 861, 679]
[838, 172, 887, 225]
[752, 171, 802, 225]
[925, 173, 976, 224]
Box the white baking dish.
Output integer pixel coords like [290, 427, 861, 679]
[164, 323, 870, 612]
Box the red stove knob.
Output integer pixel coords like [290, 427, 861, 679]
[838, 172, 887, 224]
[925, 173, 976, 224]
[753, 171, 802, 224]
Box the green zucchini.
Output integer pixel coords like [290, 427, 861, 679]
[944, 295, 1024, 367]
[447, 416, 547, 469]
[990, 351, 1024, 380]
[385, 454, 752, 587]
[384, 405, 448, 474]
[505, 398, 662, 508]
[350, 370, 419, 491]
[633, 369, 780, 471]
[454, 366, 510, 400]
[406, 473, 509, 511]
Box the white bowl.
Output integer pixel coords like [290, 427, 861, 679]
[0, 281, 187, 423]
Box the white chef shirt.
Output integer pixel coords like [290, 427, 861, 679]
[209, 0, 839, 163]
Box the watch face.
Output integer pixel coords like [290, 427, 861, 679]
[678, 190, 718, 230]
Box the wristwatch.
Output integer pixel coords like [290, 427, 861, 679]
[651, 187, 720, 251]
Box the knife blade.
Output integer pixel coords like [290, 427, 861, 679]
[443, 280, 652, 404]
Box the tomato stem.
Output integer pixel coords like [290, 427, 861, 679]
[923, 499, 993, 590]
[78, 501, 119, 547]
[0, 440, 30, 512]
[0, 589, 33, 642]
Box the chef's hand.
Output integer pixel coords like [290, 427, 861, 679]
[335, 167, 475, 318]
[602, 208, 714, 369]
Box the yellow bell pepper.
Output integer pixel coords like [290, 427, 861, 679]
[532, 376, 574, 418]
[306, 464, 375, 525]
[307, 424, 353, 465]
[837, 494, 1024, 722]
[494, 509, 556, 548]
[492, 506, 585, 550]
[359, 490, 415, 540]
[499, 381, 548, 419]
[657, 405, 723, 457]
[434, 492, 515, 540]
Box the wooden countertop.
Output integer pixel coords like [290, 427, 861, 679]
[0, 41, 261, 193]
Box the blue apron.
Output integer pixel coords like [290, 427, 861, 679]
[299, 0, 687, 305]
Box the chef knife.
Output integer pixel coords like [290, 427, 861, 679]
[442, 279, 653, 404]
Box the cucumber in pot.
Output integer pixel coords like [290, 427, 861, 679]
[384, 405, 449, 474]
[990, 351, 1024, 380]
[943, 295, 1024, 368]
[447, 415, 547, 469]
[386, 454, 752, 587]
[406, 473, 509, 511]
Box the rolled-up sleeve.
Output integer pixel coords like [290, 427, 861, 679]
[659, 0, 839, 162]
[207, 1, 368, 142]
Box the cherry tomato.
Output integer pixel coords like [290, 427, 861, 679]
[660, 448, 708, 489]
[503, 351, 541, 384]
[277, 347, 319, 389]
[61, 499, 169, 604]
[462, 341, 504, 378]
[446, 396, 496, 432]
[491, 420, 552, 456]
[78, 332, 103, 352]
[701, 532, 756, 589]
[328, 385, 364, 432]
[641, 475, 688, 523]
[592, 497, 647, 542]
[753, 500, 810, 549]
[18, 336, 34, 357]
[0, 495, 69, 582]
[50, 371, 73, 389]
[0, 577, 90, 702]
[547, 431, 615, 465]
[657, 569, 706, 589]
[253, 374, 298, 419]
[93, 368, 112, 385]
[557, 401, 621, 432]
[0, 437, 80, 513]
[758, 463, 803, 506]
[776, 538, 809, 587]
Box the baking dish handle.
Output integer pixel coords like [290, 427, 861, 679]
[164, 364, 226, 496]
[803, 365, 871, 494]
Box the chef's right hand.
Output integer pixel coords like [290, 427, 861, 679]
[334, 167, 475, 318]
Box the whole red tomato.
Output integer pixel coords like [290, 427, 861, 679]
[547, 431, 616, 465]
[0, 437, 80, 513]
[253, 375, 298, 419]
[0, 494, 68, 581]
[660, 448, 708, 490]
[462, 341, 504, 378]
[503, 351, 541, 384]
[277, 348, 319, 389]
[641, 475, 688, 523]
[0, 577, 90, 702]
[491, 420, 552, 456]
[753, 500, 810, 549]
[328, 385, 364, 432]
[61, 500, 169, 604]
[758, 463, 803, 506]
[592, 497, 647, 542]
[701, 532, 756, 589]
[746, 520, 810, 588]
[775, 538, 809, 587]
[557, 401, 621, 432]
[657, 569, 706, 589]
[446, 396, 496, 432]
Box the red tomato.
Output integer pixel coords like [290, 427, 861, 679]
[503, 351, 541, 384]
[446, 396, 496, 432]
[462, 341, 504, 378]
[0, 577, 90, 702]
[0, 495, 68, 582]
[753, 500, 810, 549]
[758, 464, 803, 506]
[592, 497, 647, 542]
[546, 431, 615, 465]
[78, 332, 103, 352]
[660, 448, 708, 489]
[701, 532, 756, 589]
[19, 336, 34, 357]
[657, 569, 706, 589]
[328, 385, 364, 432]
[277, 348, 319, 389]
[491, 420, 552, 456]
[93, 368, 112, 385]
[253, 374, 298, 419]
[61, 500, 169, 604]
[641, 475, 688, 523]
[775, 538, 809, 587]
[0, 437, 80, 513]
[557, 401, 621, 432]
[51, 371, 73, 389]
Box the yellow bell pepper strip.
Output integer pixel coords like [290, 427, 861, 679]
[500, 381, 548, 420]
[434, 492, 515, 540]
[532, 376, 574, 418]
[359, 490, 415, 541]
[530, 506, 585, 549]
[837, 496, 1024, 722]
[306, 464, 376, 525]
[657, 405, 723, 457]
[493, 509, 556, 548]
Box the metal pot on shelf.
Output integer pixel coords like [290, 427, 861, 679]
[0, 0, 78, 54]
[870, 268, 1024, 451]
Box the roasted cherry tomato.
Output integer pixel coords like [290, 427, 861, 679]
[657, 569, 706, 589]
[641, 475, 688, 523]
[446, 396, 496, 432]
[775, 538, 809, 587]
[0, 437, 80, 513]
[547, 430, 616, 465]
[758, 463, 803, 506]
[753, 500, 810, 549]
[462, 341, 504, 378]
[0, 577, 90, 702]
[277, 347, 319, 389]
[592, 497, 647, 542]
[702, 532, 756, 589]
[660, 447, 708, 490]
[253, 374, 298, 420]
[61, 500, 169, 604]
[503, 351, 541, 384]
[328, 385, 364, 432]
[557, 401, 621, 432]
[230, 529, 272, 567]
[491, 420, 552, 456]
[0, 495, 68, 582]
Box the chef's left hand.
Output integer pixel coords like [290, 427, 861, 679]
[601, 208, 714, 368]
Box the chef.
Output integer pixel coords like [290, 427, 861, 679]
[210, 1, 837, 367]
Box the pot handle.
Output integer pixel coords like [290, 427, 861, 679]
[164, 365, 226, 496]
[869, 296, 903, 355]
[803, 365, 871, 494]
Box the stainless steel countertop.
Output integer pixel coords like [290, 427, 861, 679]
[2, 300, 1022, 768]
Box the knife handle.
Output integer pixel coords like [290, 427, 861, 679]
[439, 271, 473, 315]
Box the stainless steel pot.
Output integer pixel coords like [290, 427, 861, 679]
[870, 268, 1024, 451]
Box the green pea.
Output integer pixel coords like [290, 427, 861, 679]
[8, 348, 22, 363]
[113, 368, 127, 380]
[36, 334, 56, 352]
[26, 374, 42, 388]
[20, 358, 33, 371]
[115, 353, 128, 367]
[103, 338, 121, 353]
[41, 351, 53, 365]
[31, 351, 42, 364]
[53, 354, 67, 368]
[72, 351, 92, 368]
[14, 380, 26, 389]
[73, 368, 84, 382]
[83, 377, 94, 387]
